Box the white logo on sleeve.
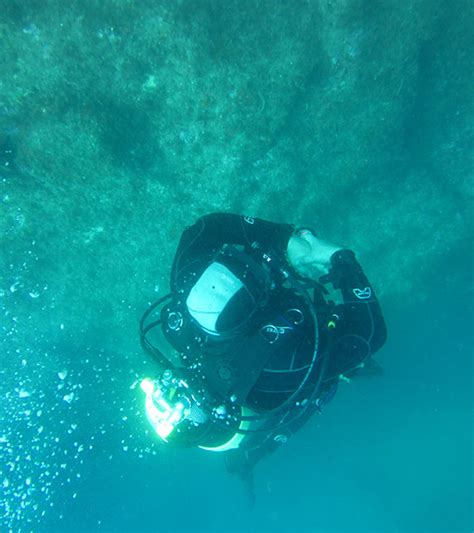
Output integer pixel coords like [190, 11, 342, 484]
[353, 287, 372, 299]
[243, 216, 255, 224]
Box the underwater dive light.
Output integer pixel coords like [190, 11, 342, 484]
[140, 372, 192, 441]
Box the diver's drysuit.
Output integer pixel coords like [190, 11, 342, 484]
[139, 213, 386, 476]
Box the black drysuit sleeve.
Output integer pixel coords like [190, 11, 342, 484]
[171, 213, 294, 291]
[322, 249, 387, 378]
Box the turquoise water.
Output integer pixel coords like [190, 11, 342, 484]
[1, 1, 472, 532]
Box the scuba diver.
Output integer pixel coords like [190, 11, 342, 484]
[139, 213, 387, 482]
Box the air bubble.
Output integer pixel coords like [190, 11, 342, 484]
[63, 393, 74, 404]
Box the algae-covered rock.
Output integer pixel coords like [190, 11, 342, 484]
[1, 2, 473, 529]
[1, 0, 472, 342]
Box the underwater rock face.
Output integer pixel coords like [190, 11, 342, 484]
[0, 136, 15, 169]
[1, 0, 472, 320]
[0, 2, 472, 528]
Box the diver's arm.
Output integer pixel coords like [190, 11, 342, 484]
[288, 233, 386, 364]
[191, 213, 294, 251]
[172, 213, 294, 287]
[327, 249, 387, 357]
